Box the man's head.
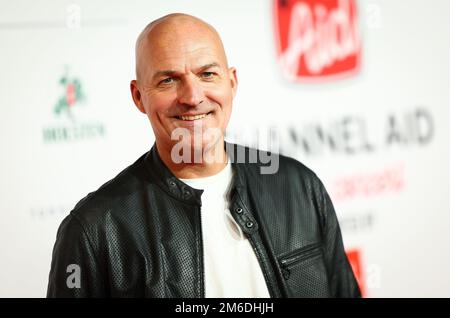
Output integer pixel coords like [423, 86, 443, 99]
[130, 13, 237, 164]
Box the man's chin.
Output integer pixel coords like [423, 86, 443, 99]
[180, 138, 221, 153]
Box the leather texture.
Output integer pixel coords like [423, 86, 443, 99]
[47, 142, 361, 298]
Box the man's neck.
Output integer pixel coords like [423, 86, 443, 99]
[156, 140, 228, 179]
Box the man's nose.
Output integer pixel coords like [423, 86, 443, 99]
[177, 76, 205, 107]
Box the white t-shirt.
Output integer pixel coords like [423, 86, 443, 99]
[180, 160, 270, 298]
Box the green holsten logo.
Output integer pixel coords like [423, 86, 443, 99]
[42, 68, 106, 143]
[54, 73, 86, 120]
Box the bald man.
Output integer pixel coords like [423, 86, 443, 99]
[131, 13, 236, 179]
[47, 13, 360, 298]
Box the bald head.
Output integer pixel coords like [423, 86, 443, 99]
[129, 13, 238, 174]
[135, 13, 229, 81]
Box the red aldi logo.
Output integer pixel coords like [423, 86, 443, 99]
[274, 0, 361, 82]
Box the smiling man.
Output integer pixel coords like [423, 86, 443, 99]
[47, 13, 360, 298]
[130, 13, 236, 178]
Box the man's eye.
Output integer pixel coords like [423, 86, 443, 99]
[160, 77, 174, 85]
[201, 72, 215, 79]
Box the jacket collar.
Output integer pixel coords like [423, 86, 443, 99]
[144, 142, 203, 205]
[143, 141, 245, 204]
[144, 140, 260, 235]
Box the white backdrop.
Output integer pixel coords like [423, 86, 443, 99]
[1, 0, 450, 297]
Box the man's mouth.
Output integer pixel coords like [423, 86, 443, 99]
[175, 111, 212, 121]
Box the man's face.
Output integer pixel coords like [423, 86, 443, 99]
[132, 21, 237, 158]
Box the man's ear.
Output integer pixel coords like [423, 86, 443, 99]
[130, 80, 146, 114]
[228, 67, 238, 98]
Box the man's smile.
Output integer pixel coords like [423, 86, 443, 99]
[174, 111, 213, 121]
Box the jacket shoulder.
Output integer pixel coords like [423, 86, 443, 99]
[278, 152, 320, 180]
[69, 152, 150, 226]
[231, 142, 321, 184]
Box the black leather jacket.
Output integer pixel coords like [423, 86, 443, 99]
[47, 142, 360, 298]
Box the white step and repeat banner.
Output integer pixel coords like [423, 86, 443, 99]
[1, 0, 450, 297]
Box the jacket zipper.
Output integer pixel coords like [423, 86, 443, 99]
[280, 243, 323, 268]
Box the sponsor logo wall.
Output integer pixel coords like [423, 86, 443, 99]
[1, 0, 450, 297]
